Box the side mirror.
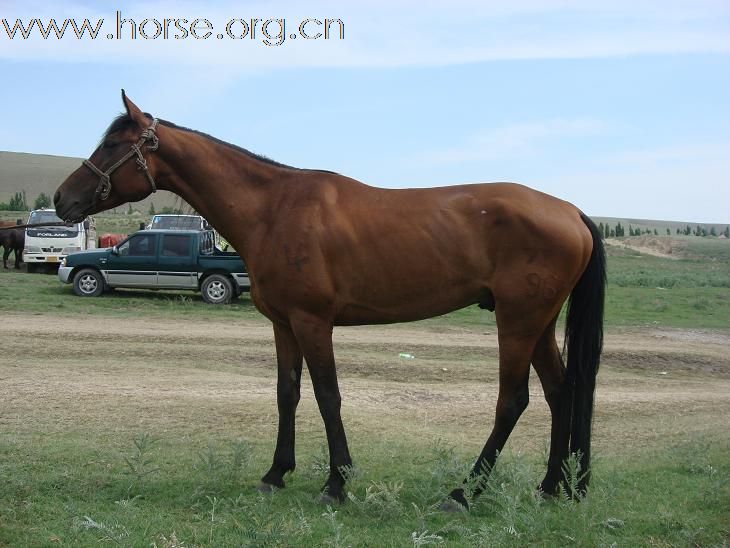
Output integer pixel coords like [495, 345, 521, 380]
[111, 246, 119, 255]
[83, 219, 90, 230]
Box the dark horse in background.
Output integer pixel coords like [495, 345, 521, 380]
[54, 92, 605, 509]
[0, 220, 24, 269]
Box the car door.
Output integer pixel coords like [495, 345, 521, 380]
[105, 233, 158, 287]
[157, 233, 197, 288]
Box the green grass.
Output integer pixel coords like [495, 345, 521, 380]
[1, 432, 727, 546]
[607, 243, 730, 289]
[3, 235, 730, 328]
[0, 268, 263, 321]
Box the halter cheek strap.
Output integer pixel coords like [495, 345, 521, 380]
[83, 118, 159, 201]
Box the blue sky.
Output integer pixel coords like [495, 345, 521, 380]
[1, 0, 728, 222]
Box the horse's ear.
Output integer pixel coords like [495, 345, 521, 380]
[121, 89, 149, 128]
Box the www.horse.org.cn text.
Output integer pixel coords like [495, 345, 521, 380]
[1, 12, 345, 47]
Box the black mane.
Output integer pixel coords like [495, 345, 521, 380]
[101, 113, 337, 175]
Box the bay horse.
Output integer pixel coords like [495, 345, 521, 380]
[0, 220, 25, 269]
[54, 91, 605, 508]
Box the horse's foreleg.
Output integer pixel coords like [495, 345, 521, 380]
[291, 314, 352, 502]
[531, 320, 569, 495]
[446, 333, 535, 510]
[260, 322, 303, 491]
[2, 248, 9, 269]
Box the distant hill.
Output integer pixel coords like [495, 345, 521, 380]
[0, 151, 183, 213]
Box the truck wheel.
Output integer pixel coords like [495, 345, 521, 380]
[201, 274, 234, 304]
[73, 268, 104, 297]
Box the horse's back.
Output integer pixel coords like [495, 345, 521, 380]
[0, 220, 25, 246]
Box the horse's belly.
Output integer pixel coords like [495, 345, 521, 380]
[333, 283, 487, 326]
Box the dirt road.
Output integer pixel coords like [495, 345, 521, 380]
[2, 312, 729, 456]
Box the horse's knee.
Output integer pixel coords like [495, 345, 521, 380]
[497, 385, 529, 423]
[514, 386, 530, 414]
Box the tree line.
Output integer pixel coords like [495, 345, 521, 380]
[0, 190, 53, 211]
[597, 221, 729, 239]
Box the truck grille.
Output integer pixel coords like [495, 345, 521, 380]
[42, 247, 64, 253]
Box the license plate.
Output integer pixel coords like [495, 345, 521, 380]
[47, 256, 58, 263]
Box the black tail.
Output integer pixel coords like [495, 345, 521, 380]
[563, 213, 606, 493]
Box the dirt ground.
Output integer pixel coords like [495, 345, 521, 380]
[603, 235, 702, 259]
[2, 313, 729, 458]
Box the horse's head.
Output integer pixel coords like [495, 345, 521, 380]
[55, 91, 161, 222]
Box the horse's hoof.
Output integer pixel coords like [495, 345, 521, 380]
[439, 498, 468, 513]
[318, 493, 342, 506]
[256, 482, 278, 494]
[537, 485, 558, 499]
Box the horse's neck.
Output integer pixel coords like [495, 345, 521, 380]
[157, 128, 287, 257]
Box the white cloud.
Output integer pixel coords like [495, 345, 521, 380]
[414, 118, 609, 166]
[0, 0, 728, 68]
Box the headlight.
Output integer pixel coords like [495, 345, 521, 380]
[60, 257, 67, 267]
[62, 246, 81, 254]
[24, 246, 42, 254]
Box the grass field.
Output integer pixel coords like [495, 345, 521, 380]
[1, 233, 728, 329]
[0, 232, 729, 546]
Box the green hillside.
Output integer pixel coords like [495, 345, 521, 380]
[0, 151, 182, 213]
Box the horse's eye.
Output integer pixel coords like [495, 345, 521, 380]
[102, 140, 117, 149]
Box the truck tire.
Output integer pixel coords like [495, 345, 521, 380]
[73, 268, 104, 297]
[201, 274, 234, 305]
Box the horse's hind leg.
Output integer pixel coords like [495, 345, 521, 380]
[14, 247, 22, 269]
[531, 317, 569, 495]
[2, 247, 9, 269]
[446, 327, 537, 509]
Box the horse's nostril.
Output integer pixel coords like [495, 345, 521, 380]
[54, 190, 62, 205]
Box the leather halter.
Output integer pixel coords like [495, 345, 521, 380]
[83, 118, 159, 201]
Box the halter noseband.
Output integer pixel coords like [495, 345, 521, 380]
[83, 118, 159, 201]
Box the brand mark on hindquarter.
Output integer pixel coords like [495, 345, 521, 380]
[526, 272, 558, 300]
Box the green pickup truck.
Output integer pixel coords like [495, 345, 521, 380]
[58, 229, 249, 304]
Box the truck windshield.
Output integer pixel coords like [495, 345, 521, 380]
[28, 210, 79, 233]
[29, 210, 63, 225]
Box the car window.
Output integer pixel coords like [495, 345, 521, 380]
[151, 215, 204, 230]
[199, 232, 214, 255]
[162, 234, 191, 257]
[118, 234, 157, 257]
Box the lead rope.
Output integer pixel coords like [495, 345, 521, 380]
[83, 118, 159, 201]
